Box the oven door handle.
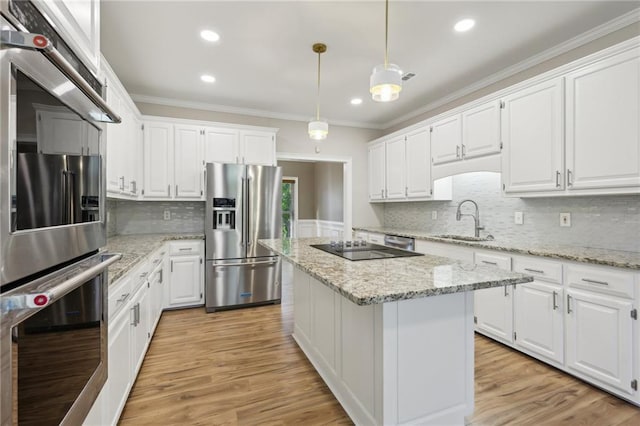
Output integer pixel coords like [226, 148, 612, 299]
[0, 30, 122, 124]
[1, 253, 122, 313]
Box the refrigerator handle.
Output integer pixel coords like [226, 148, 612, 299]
[246, 175, 252, 247]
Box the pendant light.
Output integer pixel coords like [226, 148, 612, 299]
[309, 43, 328, 141]
[370, 0, 402, 102]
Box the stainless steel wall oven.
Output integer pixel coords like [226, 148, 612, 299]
[1, 1, 122, 424]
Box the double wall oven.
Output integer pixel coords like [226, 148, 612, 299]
[1, 1, 121, 424]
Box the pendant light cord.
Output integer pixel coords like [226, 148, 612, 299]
[384, 0, 389, 68]
[316, 50, 321, 120]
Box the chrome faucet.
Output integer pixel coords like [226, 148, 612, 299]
[456, 199, 484, 237]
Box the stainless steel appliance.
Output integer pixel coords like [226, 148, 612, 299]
[1, 3, 121, 424]
[0, 252, 121, 425]
[384, 234, 416, 251]
[311, 241, 423, 261]
[205, 163, 282, 312]
[0, 9, 120, 289]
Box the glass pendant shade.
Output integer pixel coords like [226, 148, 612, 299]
[370, 63, 403, 102]
[308, 119, 328, 140]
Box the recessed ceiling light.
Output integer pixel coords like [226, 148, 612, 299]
[350, 98, 363, 105]
[201, 74, 216, 83]
[454, 18, 475, 32]
[200, 30, 220, 42]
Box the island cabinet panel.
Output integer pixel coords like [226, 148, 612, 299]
[291, 266, 475, 426]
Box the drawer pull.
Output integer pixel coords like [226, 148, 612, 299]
[482, 260, 498, 266]
[524, 268, 544, 274]
[153, 259, 161, 264]
[117, 292, 130, 303]
[581, 278, 608, 286]
[179, 247, 193, 251]
[504, 285, 509, 297]
[139, 272, 148, 278]
[552, 291, 558, 310]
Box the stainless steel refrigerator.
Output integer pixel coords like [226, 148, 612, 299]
[205, 162, 282, 312]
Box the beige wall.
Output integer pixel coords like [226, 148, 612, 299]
[136, 102, 385, 227]
[279, 160, 316, 220]
[314, 162, 344, 222]
[385, 24, 640, 134]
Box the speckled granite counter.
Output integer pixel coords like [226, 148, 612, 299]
[259, 237, 532, 305]
[353, 226, 640, 270]
[103, 233, 204, 285]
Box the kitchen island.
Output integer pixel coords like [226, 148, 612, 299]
[259, 238, 533, 425]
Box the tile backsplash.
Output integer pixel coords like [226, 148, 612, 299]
[384, 172, 640, 252]
[109, 200, 205, 235]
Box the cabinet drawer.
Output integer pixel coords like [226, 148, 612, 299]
[475, 252, 511, 270]
[512, 255, 563, 284]
[149, 246, 167, 268]
[566, 264, 635, 299]
[368, 233, 384, 244]
[109, 276, 132, 317]
[169, 240, 201, 256]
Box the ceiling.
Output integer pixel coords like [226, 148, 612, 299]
[101, 1, 638, 130]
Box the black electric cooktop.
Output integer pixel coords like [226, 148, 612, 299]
[311, 242, 424, 261]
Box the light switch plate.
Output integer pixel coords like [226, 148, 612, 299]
[560, 212, 571, 227]
[514, 211, 524, 225]
[164, 210, 171, 221]
[432, 211, 438, 220]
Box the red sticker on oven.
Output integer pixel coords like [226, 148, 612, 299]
[26, 294, 49, 307]
[33, 35, 47, 48]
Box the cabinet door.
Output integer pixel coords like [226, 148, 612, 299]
[204, 127, 239, 164]
[474, 253, 513, 344]
[105, 305, 132, 426]
[431, 115, 461, 165]
[502, 78, 564, 193]
[385, 136, 406, 199]
[143, 122, 173, 198]
[368, 141, 386, 201]
[149, 265, 164, 333]
[169, 255, 203, 307]
[565, 49, 640, 190]
[514, 281, 563, 364]
[106, 85, 124, 193]
[174, 125, 203, 199]
[240, 130, 275, 165]
[37, 109, 86, 155]
[566, 289, 634, 394]
[131, 284, 151, 376]
[405, 127, 431, 198]
[462, 100, 501, 159]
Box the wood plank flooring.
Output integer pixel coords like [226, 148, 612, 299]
[120, 263, 639, 425]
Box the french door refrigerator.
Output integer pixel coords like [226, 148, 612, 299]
[205, 162, 282, 312]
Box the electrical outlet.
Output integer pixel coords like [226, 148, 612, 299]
[560, 212, 571, 227]
[431, 211, 438, 220]
[514, 211, 524, 225]
[163, 210, 171, 221]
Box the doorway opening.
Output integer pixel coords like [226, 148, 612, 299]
[281, 177, 297, 239]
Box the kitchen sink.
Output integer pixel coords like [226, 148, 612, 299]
[433, 234, 495, 242]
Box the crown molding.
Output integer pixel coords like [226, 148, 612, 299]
[381, 7, 640, 130]
[130, 94, 384, 130]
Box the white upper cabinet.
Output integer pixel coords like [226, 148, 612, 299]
[204, 128, 239, 164]
[368, 141, 386, 201]
[173, 125, 203, 199]
[502, 78, 565, 193]
[405, 127, 432, 198]
[462, 100, 501, 159]
[565, 49, 640, 190]
[33, 0, 100, 73]
[385, 136, 406, 200]
[240, 130, 276, 166]
[431, 115, 461, 165]
[143, 122, 173, 199]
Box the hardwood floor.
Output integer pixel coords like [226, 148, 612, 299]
[120, 263, 639, 425]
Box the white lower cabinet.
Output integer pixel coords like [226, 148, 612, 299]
[105, 301, 133, 425]
[131, 281, 152, 376]
[167, 241, 204, 309]
[514, 281, 564, 365]
[474, 252, 514, 344]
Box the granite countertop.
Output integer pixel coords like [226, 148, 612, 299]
[259, 238, 533, 306]
[353, 226, 640, 270]
[103, 233, 204, 285]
